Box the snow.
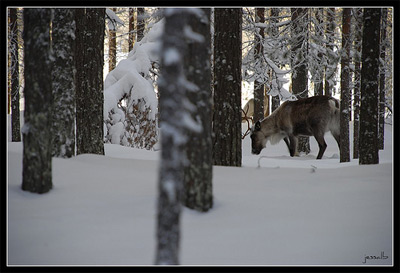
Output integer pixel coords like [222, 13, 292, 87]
[7, 117, 393, 266]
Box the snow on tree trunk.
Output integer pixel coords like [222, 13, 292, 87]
[10, 8, 21, 142]
[378, 8, 388, 150]
[22, 8, 52, 194]
[254, 8, 265, 123]
[339, 8, 351, 163]
[270, 8, 281, 112]
[155, 8, 193, 265]
[290, 8, 310, 155]
[324, 8, 337, 97]
[213, 8, 242, 167]
[359, 8, 381, 165]
[353, 8, 362, 159]
[76, 8, 105, 155]
[52, 8, 76, 158]
[183, 8, 213, 212]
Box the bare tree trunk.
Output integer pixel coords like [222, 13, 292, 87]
[156, 8, 189, 265]
[359, 8, 381, 165]
[213, 8, 242, 166]
[22, 8, 52, 194]
[76, 8, 105, 155]
[183, 9, 213, 212]
[270, 8, 280, 112]
[339, 8, 351, 163]
[52, 8, 76, 158]
[314, 8, 324, 96]
[10, 8, 21, 142]
[324, 8, 336, 97]
[378, 8, 388, 150]
[128, 8, 135, 51]
[137, 8, 145, 42]
[254, 8, 265, 123]
[353, 8, 362, 159]
[290, 8, 310, 155]
[108, 8, 117, 72]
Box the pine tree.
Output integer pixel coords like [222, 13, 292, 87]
[10, 8, 21, 142]
[75, 8, 105, 155]
[359, 8, 381, 165]
[290, 8, 310, 155]
[183, 8, 213, 212]
[156, 8, 189, 265]
[339, 8, 351, 163]
[22, 8, 52, 194]
[213, 8, 242, 166]
[52, 8, 76, 158]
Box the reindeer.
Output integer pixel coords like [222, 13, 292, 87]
[250, 95, 340, 159]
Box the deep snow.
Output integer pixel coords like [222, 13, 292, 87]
[7, 120, 393, 266]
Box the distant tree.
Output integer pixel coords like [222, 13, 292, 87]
[359, 8, 381, 165]
[339, 8, 351, 163]
[75, 8, 105, 155]
[213, 8, 242, 167]
[378, 8, 388, 150]
[183, 8, 213, 212]
[108, 8, 117, 71]
[137, 8, 145, 42]
[10, 8, 21, 142]
[290, 8, 310, 155]
[253, 7, 265, 122]
[155, 8, 189, 265]
[128, 8, 135, 51]
[52, 8, 76, 158]
[352, 8, 363, 159]
[22, 8, 52, 194]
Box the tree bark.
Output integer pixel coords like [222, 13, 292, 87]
[270, 8, 280, 112]
[378, 8, 388, 150]
[324, 8, 336, 97]
[213, 8, 242, 167]
[52, 8, 76, 158]
[339, 8, 351, 163]
[353, 8, 362, 159]
[10, 8, 21, 142]
[108, 8, 117, 72]
[359, 8, 381, 165]
[22, 8, 52, 194]
[183, 9, 213, 212]
[76, 8, 105, 155]
[254, 8, 265, 123]
[137, 8, 145, 42]
[128, 8, 135, 51]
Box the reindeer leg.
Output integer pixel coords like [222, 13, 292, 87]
[314, 133, 327, 159]
[287, 135, 298, 157]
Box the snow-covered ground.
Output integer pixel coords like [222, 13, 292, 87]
[7, 119, 393, 266]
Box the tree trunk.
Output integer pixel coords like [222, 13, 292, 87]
[270, 8, 280, 112]
[290, 8, 310, 155]
[156, 8, 189, 265]
[137, 8, 145, 42]
[183, 8, 213, 212]
[324, 8, 336, 97]
[339, 8, 351, 163]
[378, 8, 388, 150]
[10, 8, 21, 142]
[359, 8, 381, 165]
[22, 8, 52, 194]
[314, 8, 324, 96]
[353, 8, 362, 159]
[213, 8, 242, 167]
[128, 8, 135, 51]
[253, 8, 265, 123]
[52, 8, 76, 158]
[108, 8, 117, 72]
[76, 8, 105, 155]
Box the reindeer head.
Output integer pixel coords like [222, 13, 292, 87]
[250, 120, 267, 155]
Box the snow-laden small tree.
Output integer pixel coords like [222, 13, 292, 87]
[183, 8, 213, 212]
[103, 18, 161, 150]
[52, 8, 76, 158]
[359, 8, 381, 165]
[155, 8, 198, 265]
[22, 8, 52, 194]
